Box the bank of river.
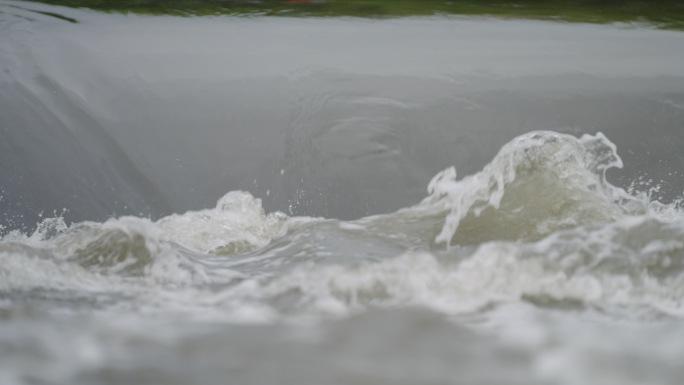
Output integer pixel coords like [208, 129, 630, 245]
[13, 0, 684, 30]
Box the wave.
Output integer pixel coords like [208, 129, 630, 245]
[1, 131, 683, 321]
[418, 131, 647, 245]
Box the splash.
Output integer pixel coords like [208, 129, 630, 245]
[157, 191, 290, 255]
[424, 131, 647, 246]
[1, 131, 683, 321]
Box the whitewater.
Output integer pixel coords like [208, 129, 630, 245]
[2, 1, 684, 384]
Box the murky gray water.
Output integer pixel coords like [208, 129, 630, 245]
[2, 1, 684, 229]
[2, 1, 684, 384]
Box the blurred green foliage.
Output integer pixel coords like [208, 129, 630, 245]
[21, 0, 684, 29]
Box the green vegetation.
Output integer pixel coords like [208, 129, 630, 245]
[20, 0, 684, 29]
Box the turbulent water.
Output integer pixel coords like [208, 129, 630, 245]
[3, 1, 684, 384]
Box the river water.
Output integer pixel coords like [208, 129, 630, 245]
[2, 1, 684, 384]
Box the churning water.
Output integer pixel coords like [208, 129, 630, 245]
[2, 1, 684, 384]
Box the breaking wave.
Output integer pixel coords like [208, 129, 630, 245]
[2, 131, 683, 322]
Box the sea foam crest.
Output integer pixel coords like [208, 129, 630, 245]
[228, 215, 684, 319]
[0, 190, 290, 290]
[54, 191, 289, 283]
[157, 190, 289, 255]
[425, 131, 645, 246]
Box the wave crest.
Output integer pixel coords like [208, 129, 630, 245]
[425, 131, 646, 246]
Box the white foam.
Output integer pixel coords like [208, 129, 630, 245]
[422, 131, 646, 246]
[156, 190, 290, 255]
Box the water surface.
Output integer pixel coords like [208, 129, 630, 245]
[2, 2, 684, 384]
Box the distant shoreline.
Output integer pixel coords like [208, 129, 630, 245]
[17, 0, 684, 30]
